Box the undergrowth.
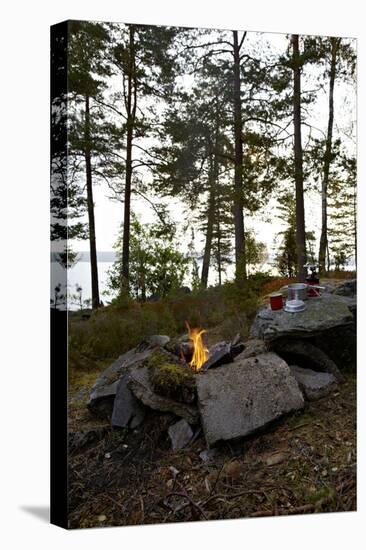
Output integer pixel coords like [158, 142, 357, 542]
[68, 276, 279, 376]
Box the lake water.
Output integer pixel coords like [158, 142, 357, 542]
[51, 260, 115, 309]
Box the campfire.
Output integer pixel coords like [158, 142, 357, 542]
[185, 321, 209, 373]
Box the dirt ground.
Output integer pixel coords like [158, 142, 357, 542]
[68, 369, 356, 529]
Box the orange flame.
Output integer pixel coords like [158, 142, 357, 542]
[185, 321, 209, 372]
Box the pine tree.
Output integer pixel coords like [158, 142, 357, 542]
[328, 155, 356, 269]
[68, 21, 112, 308]
[107, 23, 179, 294]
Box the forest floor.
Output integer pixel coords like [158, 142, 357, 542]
[67, 273, 356, 528]
[68, 369, 356, 528]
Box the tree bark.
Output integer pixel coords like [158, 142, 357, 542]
[84, 94, 100, 309]
[201, 104, 220, 288]
[217, 221, 222, 286]
[291, 34, 307, 282]
[201, 166, 215, 288]
[232, 30, 247, 281]
[121, 25, 137, 294]
[319, 38, 340, 275]
[353, 179, 357, 269]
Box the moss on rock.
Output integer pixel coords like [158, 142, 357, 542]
[146, 350, 196, 403]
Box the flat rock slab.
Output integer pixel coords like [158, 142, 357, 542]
[168, 419, 194, 450]
[196, 352, 304, 447]
[289, 365, 338, 401]
[111, 373, 146, 429]
[88, 336, 169, 412]
[250, 295, 354, 342]
[128, 365, 199, 424]
[202, 342, 232, 370]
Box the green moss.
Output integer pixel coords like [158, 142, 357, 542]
[147, 350, 196, 402]
[152, 362, 194, 390]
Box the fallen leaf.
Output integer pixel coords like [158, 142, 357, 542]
[265, 452, 287, 466]
[222, 460, 242, 480]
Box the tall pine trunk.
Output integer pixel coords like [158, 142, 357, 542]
[201, 106, 220, 288]
[353, 180, 357, 268]
[121, 25, 136, 294]
[232, 30, 246, 281]
[291, 34, 307, 282]
[84, 94, 100, 309]
[216, 220, 222, 286]
[319, 38, 339, 275]
[201, 171, 215, 288]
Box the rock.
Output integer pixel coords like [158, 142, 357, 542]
[111, 373, 146, 429]
[235, 338, 268, 360]
[165, 339, 193, 360]
[231, 343, 245, 356]
[144, 335, 170, 348]
[311, 324, 356, 371]
[289, 365, 338, 401]
[168, 419, 194, 450]
[88, 337, 170, 414]
[128, 365, 199, 424]
[231, 333, 242, 347]
[202, 340, 245, 370]
[332, 279, 356, 297]
[271, 339, 344, 382]
[147, 349, 196, 403]
[197, 352, 304, 447]
[202, 342, 233, 370]
[250, 295, 354, 342]
[332, 294, 357, 320]
[199, 448, 219, 463]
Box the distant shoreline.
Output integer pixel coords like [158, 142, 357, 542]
[51, 251, 117, 263]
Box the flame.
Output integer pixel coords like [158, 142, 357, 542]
[185, 321, 209, 372]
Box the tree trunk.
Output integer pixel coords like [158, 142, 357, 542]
[291, 34, 307, 282]
[319, 38, 339, 275]
[353, 180, 357, 269]
[201, 106, 220, 288]
[217, 222, 222, 286]
[121, 25, 137, 294]
[201, 171, 215, 288]
[84, 94, 100, 309]
[232, 30, 246, 281]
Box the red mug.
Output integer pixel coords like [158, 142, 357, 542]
[270, 293, 283, 311]
[307, 281, 319, 297]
